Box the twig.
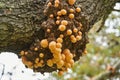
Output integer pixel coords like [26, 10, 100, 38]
[92, 61, 120, 80]
[0, 63, 5, 80]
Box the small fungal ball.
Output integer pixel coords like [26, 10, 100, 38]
[58, 25, 66, 31]
[78, 31, 82, 35]
[61, 54, 65, 60]
[76, 35, 82, 41]
[49, 14, 54, 18]
[69, 13, 74, 19]
[56, 20, 60, 25]
[76, 7, 81, 12]
[49, 41, 56, 50]
[57, 60, 64, 68]
[47, 29, 51, 33]
[56, 43, 62, 48]
[34, 47, 38, 51]
[47, 59, 53, 67]
[54, 48, 62, 54]
[58, 70, 64, 76]
[47, 2, 52, 7]
[57, 11, 62, 16]
[69, 59, 74, 66]
[57, 37, 63, 43]
[40, 39, 48, 48]
[61, 9, 67, 15]
[54, 3, 59, 8]
[68, 0, 76, 5]
[73, 28, 78, 33]
[65, 63, 71, 68]
[71, 37, 77, 43]
[20, 51, 24, 56]
[57, 16, 60, 20]
[67, 29, 72, 35]
[61, 20, 68, 26]
[35, 58, 39, 63]
[69, 8, 74, 13]
[39, 53, 44, 58]
[59, 34, 64, 38]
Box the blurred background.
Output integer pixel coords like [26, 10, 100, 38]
[0, 2, 120, 80]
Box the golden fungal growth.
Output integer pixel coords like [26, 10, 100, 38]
[67, 29, 72, 35]
[76, 35, 82, 41]
[68, 0, 76, 5]
[61, 20, 68, 26]
[70, 35, 75, 39]
[47, 59, 53, 67]
[78, 31, 82, 35]
[49, 41, 57, 50]
[63, 49, 71, 55]
[69, 13, 74, 19]
[57, 60, 64, 68]
[59, 25, 66, 31]
[39, 53, 44, 58]
[58, 70, 64, 76]
[35, 58, 39, 63]
[40, 39, 48, 48]
[76, 7, 81, 12]
[59, 34, 64, 38]
[57, 37, 63, 43]
[24, 52, 28, 55]
[56, 43, 62, 48]
[71, 37, 77, 43]
[54, 3, 59, 8]
[73, 28, 78, 33]
[61, 9, 67, 15]
[57, 16, 60, 20]
[56, 20, 60, 25]
[65, 63, 71, 68]
[20, 51, 24, 56]
[47, 2, 52, 7]
[65, 53, 73, 62]
[34, 47, 38, 51]
[47, 29, 50, 32]
[54, 48, 62, 54]
[57, 11, 62, 16]
[69, 8, 74, 13]
[83, 49, 87, 54]
[69, 59, 74, 66]
[49, 14, 54, 18]
[61, 54, 65, 60]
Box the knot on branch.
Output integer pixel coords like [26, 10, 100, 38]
[19, 0, 89, 74]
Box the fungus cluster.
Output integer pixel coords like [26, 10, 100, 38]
[19, 0, 89, 74]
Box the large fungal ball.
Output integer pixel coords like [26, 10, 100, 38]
[40, 39, 48, 48]
[68, 0, 76, 5]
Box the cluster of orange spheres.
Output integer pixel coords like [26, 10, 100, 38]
[20, 0, 84, 75]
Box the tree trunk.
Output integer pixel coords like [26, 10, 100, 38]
[0, 0, 118, 73]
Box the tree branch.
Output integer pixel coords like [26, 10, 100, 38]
[92, 60, 120, 80]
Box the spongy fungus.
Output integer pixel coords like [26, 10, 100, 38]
[19, 0, 89, 74]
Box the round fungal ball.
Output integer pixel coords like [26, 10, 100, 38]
[58, 25, 66, 31]
[58, 71, 64, 76]
[73, 28, 78, 33]
[61, 54, 65, 60]
[68, 0, 76, 5]
[67, 29, 72, 35]
[57, 37, 63, 43]
[47, 59, 53, 67]
[71, 37, 77, 43]
[49, 14, 54, 18]
[76, 7, 81, 12]
[59, 34, 64, 38]
[39, 53, 44, 58]
[20, 51, 25, 56]
[57, 16, 60, 20]
[56, 20, 60, 25]
[76, 35, 82, 41]
[54, 3, 59, 8]
[61, 20, 68, 26]
[61, 9, 67, 15]
[49, 41, 56, 50]
[47, 29, 50, 32]
[57, 11, 62, 16]
[69, 13, 74, 19]
[69, 59, 74, 66]
[34, 47, 38, 51]
[47, 2, 52, 7]
[54, 48, 62, 54]
[63, 49, 71, 55]
[56, 43, 62, 48]
[65, 63, 71, 68]
[40, 39, 48, 48]
[57, 60, 64, 68]
[69, 8, 74, 13]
